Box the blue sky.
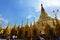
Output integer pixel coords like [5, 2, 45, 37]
[0, 0, 60, 28]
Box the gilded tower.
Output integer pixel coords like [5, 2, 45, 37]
[37, 4, 54, 28]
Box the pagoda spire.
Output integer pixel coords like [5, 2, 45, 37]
[5, 22, 11, 36]
[6, 22, 10, 29]
[21, 20, 24, 27]
[33, 17, 37, 27]
[33, 17, 35, 25]
[38, 4, 48, 22]
[41, 4, 45, 13]
[26, 19, 28, 25]
[30, 22, 32, 27]
[18, 25, 20, 28]
[13, 23, 17, 29]
[25, 19, 29, 28]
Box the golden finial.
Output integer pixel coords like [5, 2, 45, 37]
[30, 22, 32, 27]
[26, 19, 28, 25]
[41, 4, 43, 7]
[21, 20, 24, 27]
[41, 4, 45, 12]
[8, 22, 10, 26]
[12, 23, 16, 30]
[33, 17, 35, 24]
[6, 22, 10, 29]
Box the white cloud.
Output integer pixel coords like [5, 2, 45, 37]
[0, 14, 8, 24]
[27, 15, 32, 19]
[35, 0, 60, 12]
[0, 17, 8, 24]
[34, 5, 41, 12]
[27, 15, 39, 22]
[38, 0, 60, 7]
[27, 15, 36, 19]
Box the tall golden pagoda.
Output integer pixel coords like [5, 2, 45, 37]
[5, 23, 11, 39]
[37, 4, 54, 28]
[20, 20, 25, 38]
[25, 19, 30, 37]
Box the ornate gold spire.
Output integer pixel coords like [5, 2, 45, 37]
[37, 4, 48, 23]
[6, 22, 11, 30]
[33, 17, 37, 27]
[0, 25, 3, 34]
[14, 23, 16, 27]
[40, 4, 48, 21]
[37, 4, 54, 27]
[5, 22, 11, 36]
[26, 19, 28, 25]
[33, 17, 35, 25]
[25, 19, 29, 28]
[41, 4, 45, 12]
[21, 20, 24, 27]
[13, 23, 17, 30]
[30, 22, 32, 27]
[18, 25, 20, 29]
